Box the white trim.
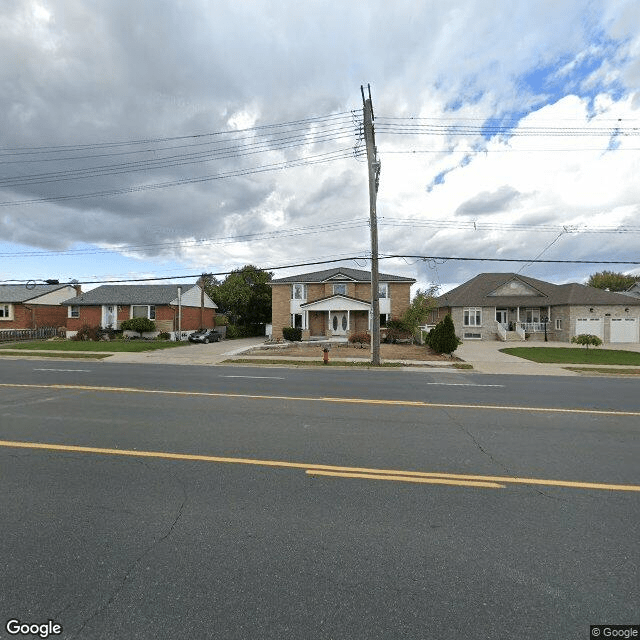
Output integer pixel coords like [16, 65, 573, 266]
[0, 303, 14, 321]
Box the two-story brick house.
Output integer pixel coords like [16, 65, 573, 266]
[270, 267, 415, 340]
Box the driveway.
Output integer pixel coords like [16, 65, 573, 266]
[105, 336, 266, 366]
[455, 340, 640, 375]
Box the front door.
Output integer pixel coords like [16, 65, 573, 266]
[102, 305, 117, 329]
[496, 309, 508, 327]
[330, 311, 348, 335]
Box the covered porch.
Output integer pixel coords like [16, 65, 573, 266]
[494, 305, 552, 340]
[300, 296, 371, 340]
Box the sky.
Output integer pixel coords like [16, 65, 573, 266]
[2, 0, 640, 295]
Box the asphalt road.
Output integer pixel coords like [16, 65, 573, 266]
[0, 362, 638, 639]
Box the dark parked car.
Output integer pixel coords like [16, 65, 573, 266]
[188, 329, 222, 344]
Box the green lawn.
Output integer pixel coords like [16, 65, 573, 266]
[500, 347, 640, 365]
[0, 340, 188, 353]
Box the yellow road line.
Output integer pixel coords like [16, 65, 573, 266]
[305, 470, 505, 488]
[1, 382, 639, 417]
[1, 439, 638, 492]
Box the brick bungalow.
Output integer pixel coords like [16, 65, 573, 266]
[433, 272, 640, 343]
[0, 283, 80, 332]
[270, 267, 415, 340]
[62, 284, 217, 338]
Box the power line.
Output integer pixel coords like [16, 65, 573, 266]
[0, 147, 362, 207]
[5, 254, 640, 286]
[0, 219, 372, 257]
[0, 110, 358, 154]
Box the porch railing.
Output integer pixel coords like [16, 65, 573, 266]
[496, 323, 507, 341]
[517, 322, 546, 333]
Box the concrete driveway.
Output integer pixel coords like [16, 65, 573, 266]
[455, 340, 640, 375]
[105, 336, 266, 366]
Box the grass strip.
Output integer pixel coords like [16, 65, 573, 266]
[500, 347, 640, 365]
[0, 340, 186, 353]
[564, 367, 640, 376]
[223, 358, 404, 368]
[0, 350, 109, 359]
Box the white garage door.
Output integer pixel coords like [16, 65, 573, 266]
[610, 317, 638, 343]
[575, 318, 603, 339]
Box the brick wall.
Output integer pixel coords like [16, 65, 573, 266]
[389, 283, 411, 319]
[271, 285, 292, 340]
[66, 304, 214, 332]
[0, 303, 70, 329]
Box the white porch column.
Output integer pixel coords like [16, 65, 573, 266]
[347, 310, 350, 332]
[516, 307, 520, 323]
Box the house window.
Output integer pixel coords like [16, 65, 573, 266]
[292, 284, 307, 300]
[131, 305, 156, 320]
[463, 308, 482, 326]
[333, 284, 347, 295]
[69, 305, 80, 318]
[525, 308, 540, 323]
[0, 304, 12, 320]
[555, 319, 562, 330]
[291, 313, 303, 329]
[378, 283, 388, 299]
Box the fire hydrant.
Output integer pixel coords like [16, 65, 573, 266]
[322, 346, 330, 364]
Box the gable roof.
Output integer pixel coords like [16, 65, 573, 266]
[436, 273, 640, 307]
[0, 283, 75, 303]
[63, 284, 207, 306]
[271, 267, 415, 284]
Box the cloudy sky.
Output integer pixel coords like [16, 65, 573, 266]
[2, 0, 639, 293]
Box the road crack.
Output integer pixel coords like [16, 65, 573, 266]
[440, 408, 565, 501]
[70, 463, 188, 639]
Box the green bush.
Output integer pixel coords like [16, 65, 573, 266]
[120, 317, 156, 335]
[571, 334, 603, 349]
[427, 314, 461, 354]
[282, 327, 302, 341]
[157, 332, 171, 341]
[215, 314, 229, 326]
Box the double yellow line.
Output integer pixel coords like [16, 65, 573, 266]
[1, 439, 638, 492]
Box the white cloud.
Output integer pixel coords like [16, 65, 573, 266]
[0, 0, 638, 289]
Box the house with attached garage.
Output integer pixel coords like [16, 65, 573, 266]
[62, 284, 217, 338]
[269, 267, 415, 340]
[0, 283, 81, 333]
[432, 273, 640, 343]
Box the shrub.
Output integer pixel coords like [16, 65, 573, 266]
[71, 324, 101, 341]
[282, 327, 302, 341]
[157, 332, 171, 340]
[571, 334, 603, 349]
[215, 314, 229, 326]
[348, 332, 371, 346]
[427, 314, 461, 354]
[120, 317, 156, 335]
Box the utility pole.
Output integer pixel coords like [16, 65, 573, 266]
[362, 84, 381, 365]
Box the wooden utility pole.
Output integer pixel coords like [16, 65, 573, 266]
[362, 84, 381, 365]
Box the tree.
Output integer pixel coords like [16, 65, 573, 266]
[205, 265, 272, 328]
[426, 314, 461, 354]
[400, 286, 439, 338]
[586, 270, 638, 292]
